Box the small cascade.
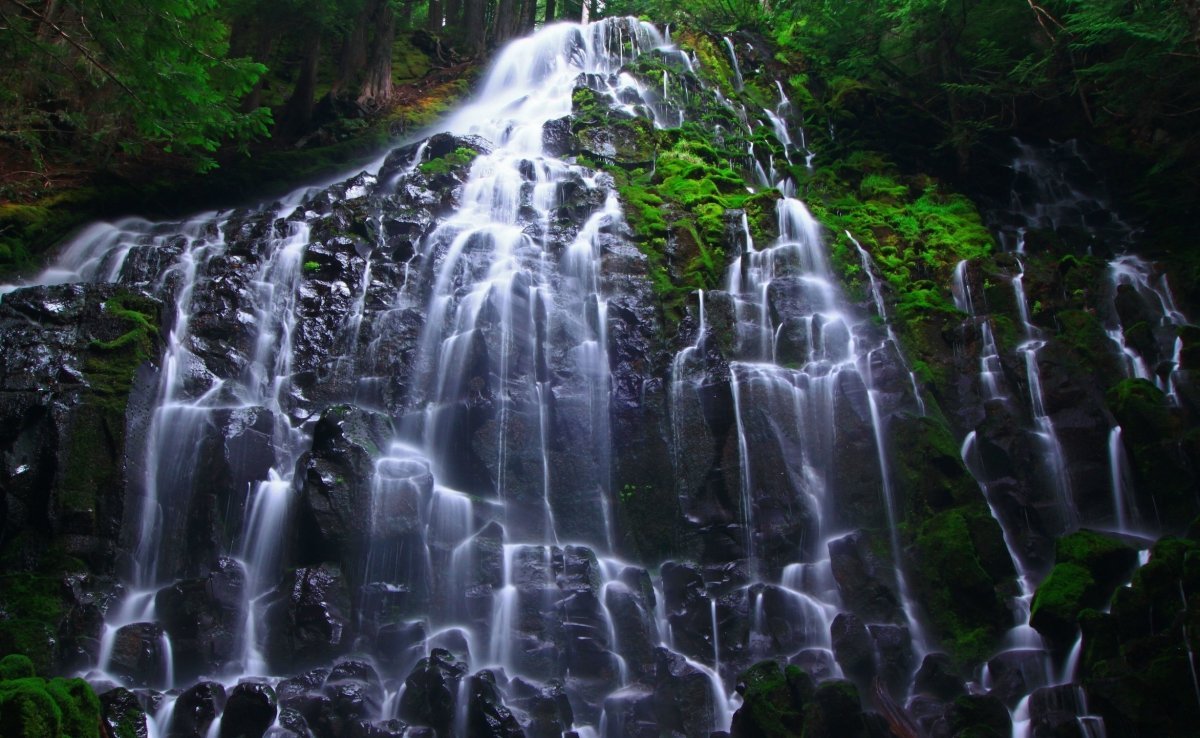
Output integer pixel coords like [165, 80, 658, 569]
[990, 139, 1135, 254]
[952, 259, 1008, 401]
[1012, 260, 1077, 529]
[1105, 254, 1191, 403]
[722, 36, 744, 91]
[1107, 426, 1138, 531]
[851, 231, 926, 415]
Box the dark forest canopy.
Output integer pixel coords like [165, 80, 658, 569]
[1, 0, 1197, 197]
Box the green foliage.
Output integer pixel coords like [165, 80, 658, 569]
[731, 661, 811, 737]
[912, 508, 1009, 665]
[808, 156, 994, 323]
[0, 0, 271, 171]
[0, 572, 66, 674]
[0, 655, 35, 681]
[418, 146, 480, 176]
[0, 673, 101, 738]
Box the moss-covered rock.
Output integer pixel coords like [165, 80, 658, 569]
[0, 655, 35, 680]
[1029, 522, 1136, 650]
[1078, 531, 1200, 738]
[912, 508, 1014, 665]
[0, 672, 100, 738]
[1107, 379, 1198, 527]
[730, 660, 812, 738]
[891, 413, 1015, 666]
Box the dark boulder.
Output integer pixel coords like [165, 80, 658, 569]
[109, 622, 168, 688]
[913, 653, 965, 702]
[219, 682, 278, 738]
[263, 563, 353, 673]
[464, 670, 524, 738]
[652, 648, 722, 737]
[398, 649, 467, 735]
[168, 681, 226, 738]
[830, 613, 873, 686]
[508, 678, 573, 738]
[296, 406, 394, 568]
[828, 532, 902, 624]
[155, 557, 247, 681]
[100, 687, 148, 738]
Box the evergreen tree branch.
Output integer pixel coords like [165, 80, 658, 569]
[2, 0, 141, 101]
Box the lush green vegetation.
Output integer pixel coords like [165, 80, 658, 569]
[0, 655, 101, 738]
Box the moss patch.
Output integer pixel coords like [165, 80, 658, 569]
[0, 673, 100, 738]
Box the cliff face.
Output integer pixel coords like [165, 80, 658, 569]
[0, 17, 1197, 738]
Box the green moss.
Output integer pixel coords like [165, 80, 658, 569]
[0, 571, 70, 673]
[1055, 530, 1138, 589]
[676, 31, 737, 97]
[54, 290, 160, 527]
[912, 509, 1011, 665]
[732, 661, 809, 737]
[0, 674, 100, 738]
[0, 655, 35, 680]
[1031, 562, 1095, 624]
[1106, 378, 1197, 522]
[0, 679, 62, 738]
[418, 146, 480, 176]
[1055, 309, 1121, 380]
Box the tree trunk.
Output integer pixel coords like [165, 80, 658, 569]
[279, 31, 321, 136]
[334, 0, 374, 95]
[493, 0, 519, 45]
[520, 0, 536, 33]
[544, 0, 556, 25]
[358, 2, 395, 111]
[235, 23, 275, 114]
[427, 0, 443, 30]
[464, 0, 486, 56]
[444, 0, 462, 30]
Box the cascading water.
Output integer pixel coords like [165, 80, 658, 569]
[11, 16, 1194, 738]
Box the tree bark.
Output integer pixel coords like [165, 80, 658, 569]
[358, 1, 395, 110]
[444, 0, 462, 30]
[279, 31, 321, 136]
[427, 0, 443, 30]
[334, 0, 374, 95]
[520, 0, 536, 33]
[463, 0, 486, 56]
[544, 0, 556, 25]
[493, 0, 519, 45]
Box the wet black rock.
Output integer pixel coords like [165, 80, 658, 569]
[600, 686, 657, 738]
[508, 678, 573, 738]
[168, 680, 227, 738]
[913, 653, 966, 702]
[277, 668, 331, 707]
[0, 283, 161, 573]
[155, 557, 247, 681]
[398, 649, 468, 735]
[263, 563, 353, 672]
[542, 117, 575, 157]
[985, 649, 1046, 707]
[828, 533, 903, 625]
[830, 613, 873, 686]
[297, 406, 395, 567]
[652, 648, 720, 737]
[464, 670, 524, 738]
[220, 682, 278, 738]
[110, 622, 168, 688]
[100, 687, 148, 738]
[659, 561, 712, 664]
